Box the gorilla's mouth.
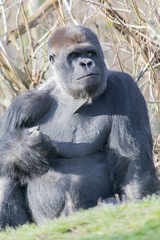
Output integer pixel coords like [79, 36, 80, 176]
[77, 73, 100, 80]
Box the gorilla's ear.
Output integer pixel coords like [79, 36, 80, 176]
[49, 54, 55, 65]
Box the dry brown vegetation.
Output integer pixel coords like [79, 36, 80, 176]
[0, 0, 160, 164]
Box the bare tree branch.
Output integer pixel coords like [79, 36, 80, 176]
[7, 0, 59, 44]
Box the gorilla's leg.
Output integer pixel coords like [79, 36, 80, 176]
[0, 177, 31, 229]
[27, 171, 66, 225]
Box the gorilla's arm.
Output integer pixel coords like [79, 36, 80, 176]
[0, 89, 52, 137]
[107, 71, 159, 200]
[0, 89, 57, 183]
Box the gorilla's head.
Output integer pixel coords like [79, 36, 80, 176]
[48, 25, 108, 102]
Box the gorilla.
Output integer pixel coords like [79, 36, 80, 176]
[0, 25, 159, 229]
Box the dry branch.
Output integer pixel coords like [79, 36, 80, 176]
[85, 0, 160, 82]
[7, 0, 59, 44]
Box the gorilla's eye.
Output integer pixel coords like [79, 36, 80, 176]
[49, 54, 56, 64]
[87, 50, 96, 58]
[69, 52, 79, 59]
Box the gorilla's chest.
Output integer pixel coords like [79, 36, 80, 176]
[39, 98, 110, 157]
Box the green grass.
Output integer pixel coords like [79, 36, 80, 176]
[1, 196, 160, 240]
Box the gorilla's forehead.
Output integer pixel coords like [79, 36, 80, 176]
[49, 31, 86, 49]
[48, 25, 99, 52]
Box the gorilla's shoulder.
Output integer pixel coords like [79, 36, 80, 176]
[106, 70, 137, 93]
[107, 70, 135, 85]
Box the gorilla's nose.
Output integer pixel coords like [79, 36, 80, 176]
[80, 59, 93, 68]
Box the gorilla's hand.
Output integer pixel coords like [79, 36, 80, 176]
[0, 127, 58, 182]
[27, 126, 58, 159]
[16, 126, 58, 181]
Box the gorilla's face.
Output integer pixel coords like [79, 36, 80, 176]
[48, 26, 108, 101]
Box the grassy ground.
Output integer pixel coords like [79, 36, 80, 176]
[1, 196, 160, 240]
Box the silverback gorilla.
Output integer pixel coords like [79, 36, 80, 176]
[0, 25, 159, 229]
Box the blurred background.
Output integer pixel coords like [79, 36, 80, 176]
[0, 0, 160, 165]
